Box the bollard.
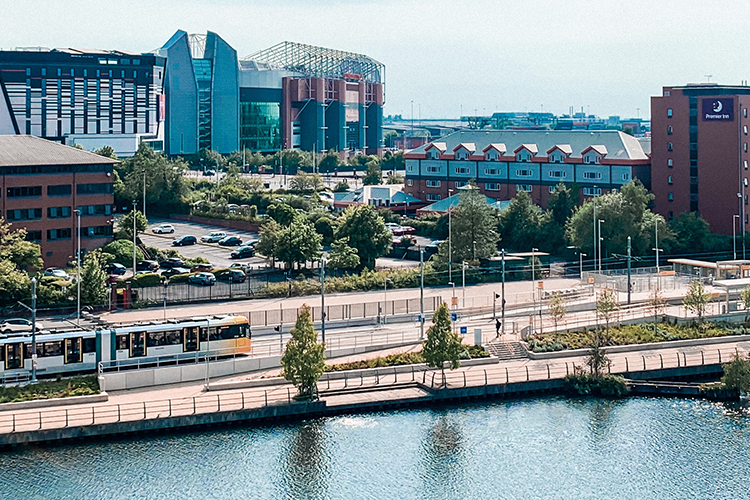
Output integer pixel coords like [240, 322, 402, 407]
[566, 362, 569, 376]
[642, 356, 646, 371]
[608, 363, 611, 374]
[264, 390, 268, 407]
[484, 370, 488, 386]
[344, 372, 348, 388]
[241, 393, 245, 410]
[287, 388, 291, 403]
[39, 412, 42, 430]
[626, 358, 629, 372]
[143, 402, 146, 419]
[169, 399, 172, 417]
[394, 368, 398, 384]
[431, 372, 436, 387]
[412, 365, 415, 382]
[118, 405, 121, 422]
[506, 367, 509, 384]
[660, 354, 663, 369]
[360, 373, 364, 387]
[463, 372, 467, 387]
[422, 371, 426, 384]
[547, 364, 550, 379]
[217, 394, 221, 412]
[327, 377, 330, 391]
[683, 352, 687, 366]
[701, 351, 705, 365]
[526, 366, 529, 382]
[193, 397, 196, 415]
[376, 372, 380, 385]
[677, 353, 680, 367]
[12, 414, 15, 433]
[92, 406, 95, 425]
[719, 350, 722, 363]
[65, 409, 69, 427]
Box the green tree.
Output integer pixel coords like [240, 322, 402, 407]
[498, 190, 544, 251]
[381, 150, 405, 171]
[741, 285, 750, 321]
[317, 150, 341, 173]
[80, 250, 108, 306]
[385, 172, 404, 184]
[649, 287, 667, 324]
[722, 355, 750, 394]
[327, 237, 360, 273]
[268, 217, 322, 271]
[422, 303, 463, 386]
[0, 219, 43, 270]
[596, 288, 619, 336]
[102, 240, 144, 267]
[448, 185, 499, 262]
[0, 260, 32, 306]
[541, 183, 579, 253]
[289, 173, 323, 193]
[549, 292, 567, 330]
[116, 210, 148, 240]
[335, 205, 392, 269]
[363, 159, 382, 185]
[256, 220, 281, 266]
[93, 145, 118, 159]
[313, 216, 336, 246]
[118, 143, 189, 215]
[683, 280, 710, 321]
[333, 180, 350, 192]
[669, 212, 711, 254]
[281, 305, 326, 399]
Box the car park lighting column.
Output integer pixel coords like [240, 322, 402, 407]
[75, 209, 81, 325]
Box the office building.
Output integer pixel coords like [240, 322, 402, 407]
[651, 84, 750, 235]
[403, 130, 650, 208]
[0, 47, 165, 156]
[0, 135, 117, 267]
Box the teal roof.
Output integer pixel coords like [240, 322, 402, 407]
[419, 193, 510, 213]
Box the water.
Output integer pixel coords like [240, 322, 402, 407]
[2, 397, 750, 499]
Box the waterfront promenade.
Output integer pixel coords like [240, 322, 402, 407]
[0, 334, 747, 446]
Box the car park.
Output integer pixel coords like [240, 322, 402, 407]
[201, 231, 226, 243]
[191, 263, 214, 273]
[159, 257, 186, 270]
[172, 235, 197, 246]
[44, 268, 70, 280]
[230, 246, 255, 259]
[104, 263, 127, 275]
[218, 236, 242, 246]
[136, 260, 160, 272]
[215, 269, 247, 283]
[152, 224, 175, 234]
[161, 267, 191, 278]
[188, 272, 216, 286]
[0, 318, 45, 335]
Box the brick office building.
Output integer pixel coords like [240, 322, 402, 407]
[651, 84, 750, 235]
[0, 135, 117, 267]
[403, 130, 650, 208]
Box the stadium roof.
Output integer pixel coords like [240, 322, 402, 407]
[242, 41, 384, 84]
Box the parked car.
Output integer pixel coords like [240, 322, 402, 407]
[44, 268, 70, 280]
[203, 169, 216, 177]
[172, 235, 197, 246]
[161, 267, 191, 278]
[136, 260, 160, 272]
[188, 272, 216, 286]
[159, 257, 186, 270]
[104, 263, 127, 275]
[230, 246, 255, 259]
[152, 224, 175, 234]
[218, 236, 242, 247]
[0, 318, 45, 335]
[201, 231, 226, 243]
[216, 269, 247, 284]
[229, 263, 251, 274]
[191, 263, 214, 273]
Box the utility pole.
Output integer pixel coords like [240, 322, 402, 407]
[75, 208, 81, 326]
[501, 248, 506, 335]
[132, 200, 137, 276]
[462, 261, 466, 308]
[593, 195, 597, 272]
[321, 258, 326, 343]
[627, 236, 632, 305]
[31, 277, 37, 383]
[448, 190, 453, 283]
[598, 219, 604, 273]
[143, 168, 146, 220]
[420, 247, 425, 339]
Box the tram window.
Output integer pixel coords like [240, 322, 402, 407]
[24, 344, 32, 359]
[147, 332, 165, 347]
[0, 347, 3, 362]
[200, 328, 209, 342]
[83, 338, 96, 353]
[165, 331, 181, 345]
[116, 335, 129, 350]
[208, 327, 220, 342]
[43, 341, 63, 357]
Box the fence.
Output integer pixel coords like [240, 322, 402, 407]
[2, 343, 746, 435]
[583, 268, 690, 294]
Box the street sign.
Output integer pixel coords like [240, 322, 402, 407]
[418, 315, 423, 323]
[460, 326, 467, 334]
[451, 313, 457, 321]
[451, 296, 459, 306]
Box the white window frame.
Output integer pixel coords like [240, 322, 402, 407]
[426, 180, 441, 188]
[516, 184, 532, 193]
[485, 182, 500, 191]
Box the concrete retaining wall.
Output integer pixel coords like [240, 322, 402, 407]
[0, 392, 109, 412]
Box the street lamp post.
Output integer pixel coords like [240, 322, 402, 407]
[627, 236, 632, 305]
[734, 214, 740, 260]
[31, 278, 37, 383]
[132, 200, 137, 277]
[163, 279, 169, 321]
[598, 219, 604, 273]
[321, 258, 326, 343]
[448, 188, 454, 283]
[382, 276, 391, 325]
[74, 208, 81, 325]
[531, 247, 538, 333]
[501, 248, 506, 335]
[420, 247, 425, 339]
[204, 318, 211, 389]
[462, 261, 466, 308]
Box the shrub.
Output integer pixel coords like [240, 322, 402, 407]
[563, 372, 628, 397]
[128, 273, 162, 288]
[102, 240, 143, 266]
[0, 375, 99, 404]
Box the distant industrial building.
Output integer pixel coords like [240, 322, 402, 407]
[0, 135, 117, 267]
[403, 130, 650, 208]
[0, 31, 385, 158]
[651, 84, 750, 235]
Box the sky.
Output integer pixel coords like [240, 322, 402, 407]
[2, 0, 749, 120]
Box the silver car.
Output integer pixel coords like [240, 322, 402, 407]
[0, 318, 45, 335]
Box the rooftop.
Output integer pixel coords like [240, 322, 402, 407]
[0, 135, 118, 167]
[408, 130, 648, 160]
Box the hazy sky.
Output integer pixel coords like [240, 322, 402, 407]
[2, 0, 748, 120]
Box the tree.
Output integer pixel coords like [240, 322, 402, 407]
[93, 146, 118, 159]
[267, 203, 298, 226]
[549, 292, 567, 331]
[80, 250, 108, 306]
[596, 288, 619, 335]
[669, 212, 712, 254]
[448, 185, 499, 262]
[422, 303, 463, 387]
[317, 150, 341, 173]
[116, 210, 148, 240]
[722, 355, 750, 394]
[281, 305, 326, 399]
[741, 285, 750, 321]
[362, 159, 382, 185]
[275, 218, 323, 271]
[335, 205, 392, 269]
[313, 216, 336, 246]
[381, 150, 404, 171]
[541, 183, 578, 253]
[0, 259, 32, 306]
[117, 143, 189, 214]
[0, 219, 42, 270]
[333, 180, 350, 192]
[683, 280, 710, 321]
[385, 172, 404, 184]
[649, 287, 667, 325]
[102, 240, 144, 267]
[498, 190, 544, 251]
[256, 220, 281, 266]
[327, 237, 360, 273]
[289, 173, 323, 193]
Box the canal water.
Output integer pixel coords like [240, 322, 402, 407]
[2, 396, 750, 499]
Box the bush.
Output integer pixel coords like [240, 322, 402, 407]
[128, 273, 162, 288]
[167, 272, 196, 284]
[324, 346, 488, 372]
[0, 375, 99, 403]
[563, 372, 628, 397]
[102, 240, 143, 266]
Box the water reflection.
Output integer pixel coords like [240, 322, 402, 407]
[586, 398, 619, 441]
[420, 413, 465, 499]
[279, 421, 329, 500]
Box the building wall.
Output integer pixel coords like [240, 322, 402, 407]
[1, 165, 114, 267]
[206, 32, 239, 154]
[162, 31, 199, 156]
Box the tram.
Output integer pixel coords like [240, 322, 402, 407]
[0, 315, 251, 378]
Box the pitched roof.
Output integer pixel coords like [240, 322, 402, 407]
[453, 142, 476, 153]
[424, 142, 447, 153]
[409, 130, 648, 160]
[514, 143, 539, 154]
[0, 135, 118, 167]
[482, 143, 507, 154]
[583, 144, 608, 156]
[547, 144, 573, 155]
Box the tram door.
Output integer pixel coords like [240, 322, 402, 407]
[5, 343, 23, 370]
[130, 332, 146, 357]
[183, 327, 199, 352]
[65, 338, 81, 364]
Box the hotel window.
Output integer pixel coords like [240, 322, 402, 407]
[668, 192, 673, 201]
[407, 179, 413, 186]
[516, 184, 532, 193]
[47, 206, 71, 219]
[745, 125, 748, 135]
[426, 194, 441, 202]
[667, 108, 673, 117]
[668, 176, 673, 185]
[25, 231, 42, 242]
[667, 142, 673, 151]
[485, 183, 500, 191]
[622, 173, 630, 181]
[47, 184, 72, 197]
[426, 180, 441, 188]
[426, 166, 441, 173]
[549, 170, 566, 178]
[667, 126, 673, 135]
[583, 172, 602, 180]
[454, 166, 469, 174]
[668, 159, 673, 168]
[6, 208, 42, 221]
[406, 165, 414, 172]
[47, 228, 72, 240]
[485, 168, 497, 175]
[516, 169, 533, 177]
[583, 187, 602, 196]
[7, 186, 42, 198]
[454, 181, 467, 188]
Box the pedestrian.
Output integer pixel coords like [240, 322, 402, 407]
[495, 318, 501, 337]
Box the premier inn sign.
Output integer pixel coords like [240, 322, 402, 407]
[702, 98, 734, 121]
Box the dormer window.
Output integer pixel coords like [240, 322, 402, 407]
[429, 149, 440, 160]
[517, 151, 530, 162]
